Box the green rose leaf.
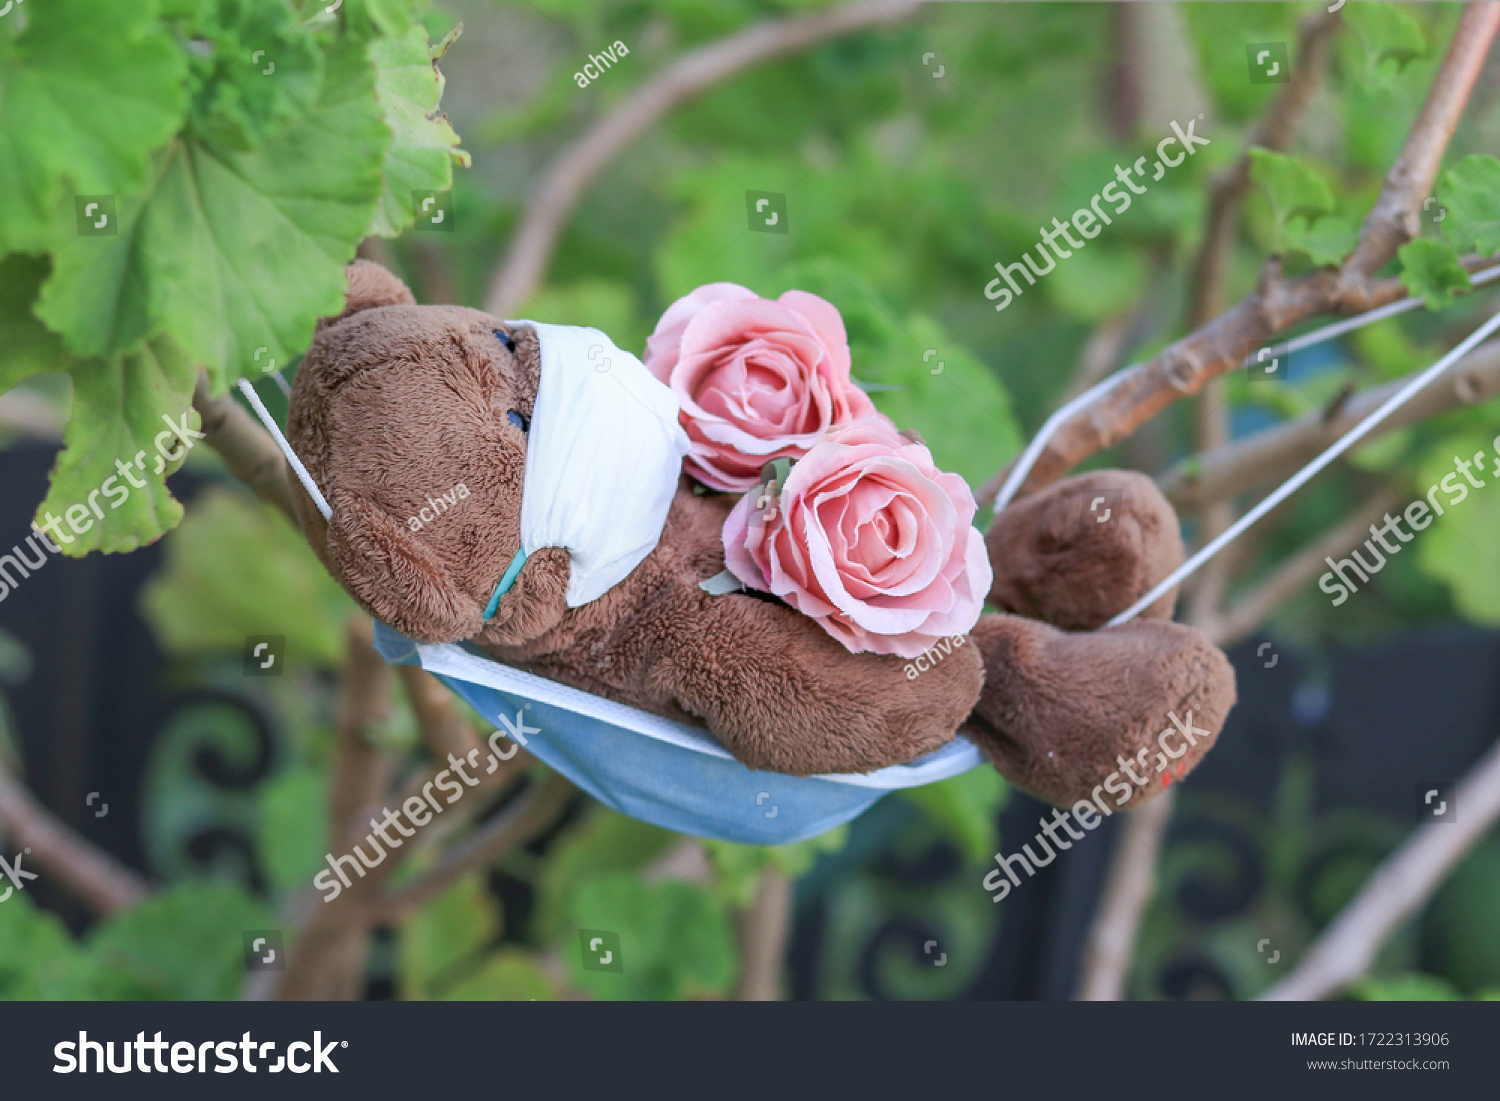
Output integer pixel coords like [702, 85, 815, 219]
[367, 22, 470, 237]
[37, 38, 388, 390]
[0, 0, 188, 253]
[1398, 238, 1472, 311]
[37, 338, 199, 557]
[1440, 155, 1500, 257]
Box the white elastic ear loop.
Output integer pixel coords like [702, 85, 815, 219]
[1109, 304, 1500, 625]
[235, 377, 333, 520]
[989, 269, 1500, 626]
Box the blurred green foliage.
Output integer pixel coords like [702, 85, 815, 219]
[3, 0, 1500, 1002]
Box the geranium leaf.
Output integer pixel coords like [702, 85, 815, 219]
[367, 22, 470, 237]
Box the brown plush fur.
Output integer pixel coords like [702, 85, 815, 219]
[286, 262, 1236, 801]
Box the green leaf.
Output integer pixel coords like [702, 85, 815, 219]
[35, 339, 199, 557]
[1398, 238, 1472, 310]
[0, 890, 92, 1000]
[1249, 148, 1353, 264]
[865, 314, 1022, 492]
[1350, 974, 1461, 1001]
[1344, 2, 1428, 72]
[1046, 246, 1148, 322]
[0, 253, 69, 391]
[566, 872, 736, 1001]
[366, 23, 469, 238]
[1284, 213, 1358, 267]
[139, 485, 354, 664]
[257, 762, 329, 896]
[400, 873, 499, 999]
[705, 829, 849, 908]
[899, 768, 1007, 864]
[1415, 428, 1500, 624]
[1439, 155, 1500, 257]
[1426, 838, 1500, 994]
[174, 0, 326, 151]
[1249, 148, 1336, 225]
[341, 0, 426, 41]
[86, 881, 272, 1000]
[440, 948, 558, 1001]
[36, 38, 388, 389]
[0, 0, 188, 253]
[534, 806, 676, 941]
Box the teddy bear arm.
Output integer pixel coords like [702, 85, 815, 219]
[985, 470, 1185, 630]
[630, 588, 984, 776]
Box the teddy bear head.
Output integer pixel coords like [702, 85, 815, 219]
[286, 261, 572, 645]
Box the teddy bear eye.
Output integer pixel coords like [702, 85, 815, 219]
[508, 410, 529, 433]
[493, 328, 516, 353]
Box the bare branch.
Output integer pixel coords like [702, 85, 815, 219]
[398, 664, 481, 765]
[735, 866, 793, 1001]
[484, 0, 932, 316]
[192, 373, 299, 525]
[1189, 9, 1341, 326]
[994, 5, 1500, 500]
[0, 756, 149, 916]
[1074, 789, 1175, 1001]
[264, 618, 397, 1001]
[1341, 2, 1500, 284]
[1263, 734, 1500, 1001]
[370, 770, 577, 923]
[1161, 337, 1500, 513]
[1207, 486, 1407, 649]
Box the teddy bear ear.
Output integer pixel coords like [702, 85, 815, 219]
[325, 488, 485, 644]
[320, 260, 417, 330]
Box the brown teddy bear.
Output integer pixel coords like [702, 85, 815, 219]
[285, 261, 1234, 810]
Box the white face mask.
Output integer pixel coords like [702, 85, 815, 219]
[506, 321, 690, 608]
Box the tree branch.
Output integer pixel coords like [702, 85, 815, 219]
[192, 373, 299, 525]
[369, 770, 577, 924]
[993, 3, 1500, 501]
[1161, 336, 1500, 513]
[398, 664, 481, 765]
[1074, 789, 1175, 1001]
[735, 866, 793, 1000]
[1262, 733, 1500, 1001]
[484, 0, 933, 316]
[264, 617, 397, 1001]
[1189, 8, 1341, 327]
[1207, 485, 1407, 649]
[0, 756, 150, 916]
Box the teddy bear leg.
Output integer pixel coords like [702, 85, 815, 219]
[961, 613, 1235, 810]
[640, 591, 985, 777]
[985, 470, 1185, 630]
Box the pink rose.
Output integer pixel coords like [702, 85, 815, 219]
[721, 419, 992, 658]
[644, 282, 876, 492]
